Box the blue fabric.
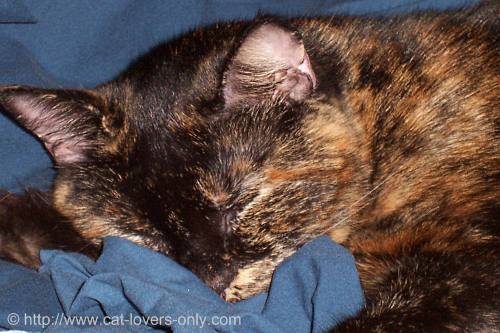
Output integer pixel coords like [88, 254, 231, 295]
[0, 236, 364, 332]
[0, 0, 478, 192]
[0, 0, 35, 23]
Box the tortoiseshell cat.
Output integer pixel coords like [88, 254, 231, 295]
[1, 2, 498, 332]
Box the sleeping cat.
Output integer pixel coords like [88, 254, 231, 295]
[0, 2, 498, 332]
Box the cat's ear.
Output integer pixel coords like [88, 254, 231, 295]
[223, 22, 317, 108]
[0, 85, 108, 165]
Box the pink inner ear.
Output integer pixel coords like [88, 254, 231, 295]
[44, 135, 88, 164]
[8, 93, 89, 165]
[224, 23, 317, 107]
[250, 24, 316, 87]
[298, 52, 317, 89]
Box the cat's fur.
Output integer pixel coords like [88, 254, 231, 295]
[1, 3, 499, 332]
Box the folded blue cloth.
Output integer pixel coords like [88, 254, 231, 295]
[0, 236, 364, 333]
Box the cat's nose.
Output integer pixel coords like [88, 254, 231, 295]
[203, 266, 237, 296]
[177, 250, 239, 297]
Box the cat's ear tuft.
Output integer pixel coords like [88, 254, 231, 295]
[223, 22, 317, 108]
[0, 85, 107, 165]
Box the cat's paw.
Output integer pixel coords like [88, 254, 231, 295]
[222, 286, 243, 303]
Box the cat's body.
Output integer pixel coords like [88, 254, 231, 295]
[1, 3, 499, 332]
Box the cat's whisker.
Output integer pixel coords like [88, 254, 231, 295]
[322, 169, 400, 235]
[0, 192, 12, 203]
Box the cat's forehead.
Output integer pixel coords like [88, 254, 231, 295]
[110, 20, 317, 125]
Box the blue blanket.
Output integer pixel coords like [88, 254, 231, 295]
[0, 1, 478, 333]
[0, 236, 363, 332]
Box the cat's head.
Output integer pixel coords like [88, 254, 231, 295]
[0, 20, 368, 300]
